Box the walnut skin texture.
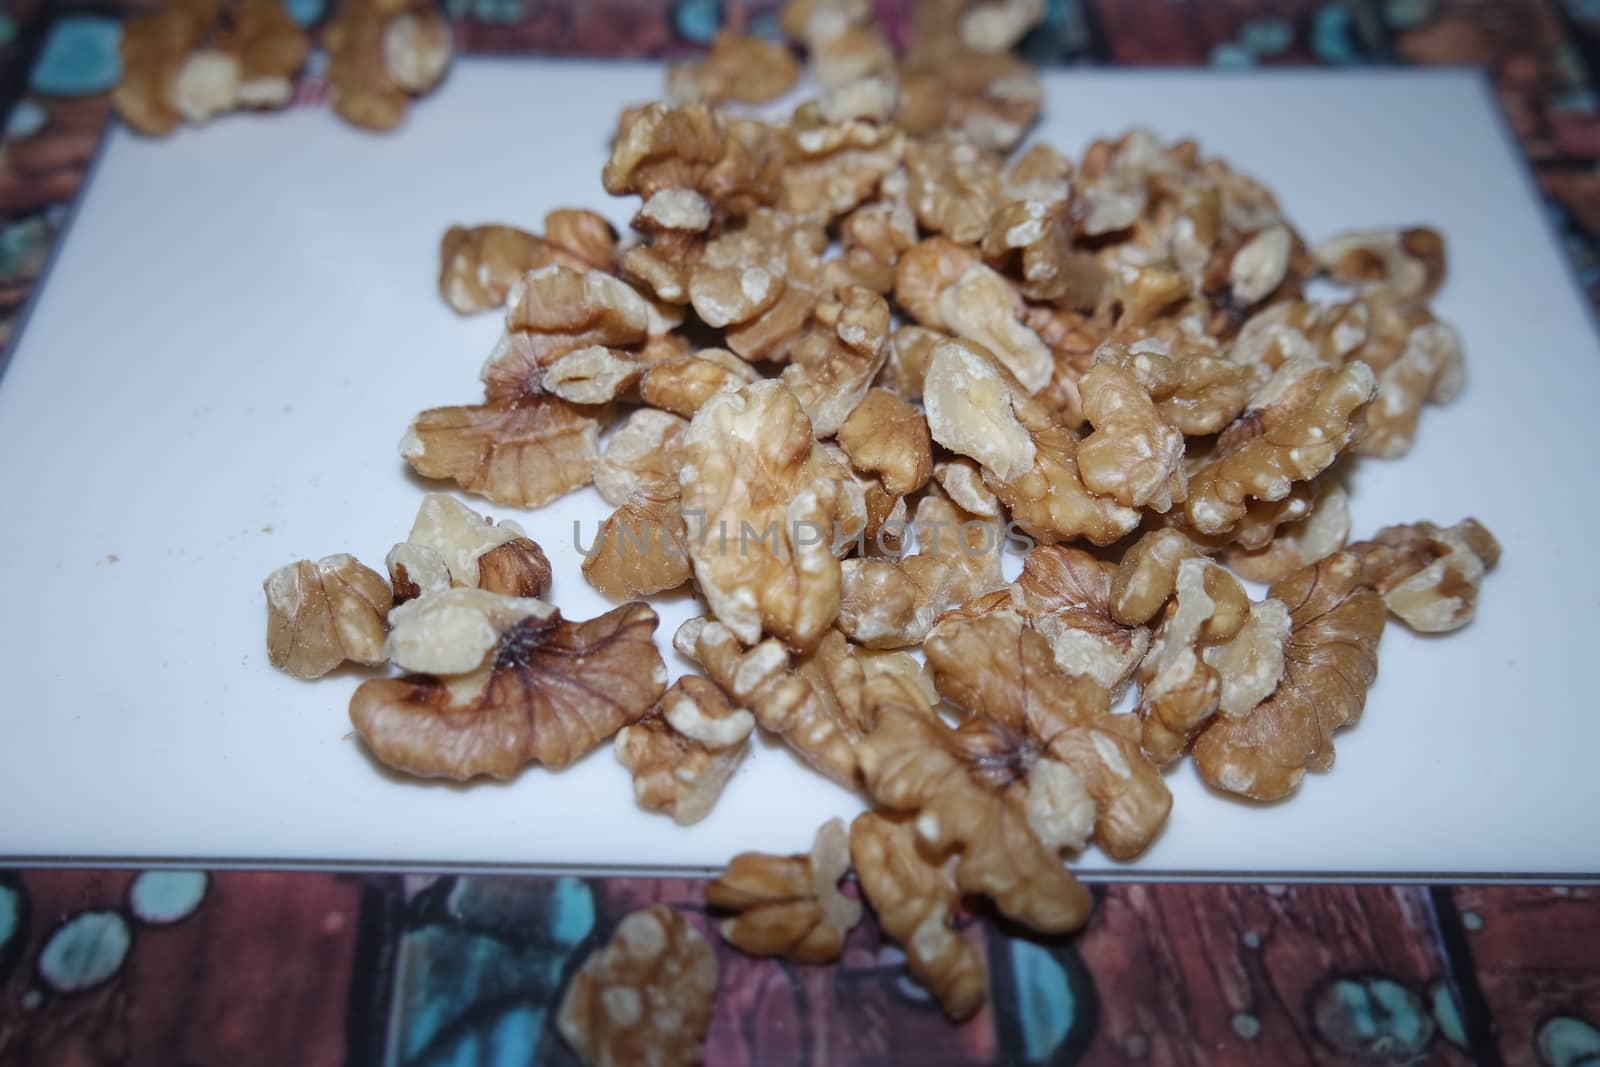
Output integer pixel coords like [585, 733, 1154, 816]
[1192, 552, 1386, 800]
[394, 493, 551, 600]
[851, 811, 987, 1020]
[1011, 544, 1151, 697]
[440, 212, 619, 315]
[264, 554, 391, 679]
[837, 388, 933, 497]
[706, 817, 861, 964]
[349, 599, 666, 780]
[401, 395, 601, 510]
[615, 675, 754, 825]
[1351, 518, 1500, 633]
[557, 904, 716, 1067]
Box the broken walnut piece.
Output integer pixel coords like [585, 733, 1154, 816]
[923, 339, 1036, 484]
[325, 0, 452, 131]
[1095, 341, 1251, 437]
[836, 388, 933, 497]
[115, 4, 213, 136]
[387, 493, 551, 603]
[894, 237, 983, 329]
[557, 905, 716, 1067]
[706, 817, 862, 964]
[778, 101, 906, 226]
[850, 811, 987, 1020]
[1075, 362, 1186, 511]
[781, 0, 895, 88]
[1349, 518, 1500, 633]
[233, 0, 310, 107]
[350, 594, 665, 779]
[603, 101, 773, 217]
[637, 347, 760, 420]
[480, 266, 651, 400]
[615, 675, 754, 826]
[582, 486, 693, 601]
[937, 263, 1055, 394]
[897, 36, 1042, 152]
[1191, 552, 1385, 800]
[1185, 361, 1377, 536]
[678, 380, 850, 651]
[1314, 226, 1446, 304]
[923, 603, 1171, 862]
[264, 554, 391, 680]
[1356, 314, 1465, 459]
[1110, 527, 1203, 627]
[400, 394, 602, 510]
[1223, 479, 1350, 584]
[904, 138, 1003, 244]
[780, 286, 891, 436]
[689, 210, 827, 362]
[837, 494, 1005, 649]
[594, 408, 687, 507]
[1010, 544, 1151, 698]
[439, 211, 619, 315]
[666, 31, 800, 105]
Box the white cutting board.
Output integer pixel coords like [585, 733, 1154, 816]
[0, 63, 1593, 879]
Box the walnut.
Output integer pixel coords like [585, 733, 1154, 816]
[1350, 518, 1500, 633]
[233, 0, 309, 106]
[879, 324, 943, 402]
[936, 264, 1055, 394]
[959, 0, 1046, 52]
[1226, 224, 1293, 307]
[264, 554, 391, 679]
[904, 138, 1002, 244]
[933, 458, 1001, 518]
[1185, 361, 1377, 536]
[480, 266, 651, 400]
[557, 905, 716, 1067]
[922, 339, 1035, 483]
[1010, 545, 1151, 697]
[603, 102, 773, 219]
[778, 103, 905, 225]
[350, 594, 666, 780]
[1075, 363, 1186, 511]
[781, 0, 895, 87]
[1227, 299, 1369, 380]
[387, 493, 551, 602]
[981, 198, 1082, 304]
[1224, 480, 1350, 584]
[615, 675, 754, 825]
[1094, 342, 1250, 436]
[1134, 558, 1285, 764]
[116, 4, 212, 136]
[1110, 527, 1203, 626]
[678, 380, 854, 651]
[676, 619, 894, 787]
[837, 388, 932, 496]
[894, 238, 984, 328]
[1315, 227, 1446, 304]
[1191, 552, 1385, 800]
[850, 812, 986, 1020]
[637, 347, 759, 419]
[595, 408, 686, 506]
[400, 395, 602, 509]
[898, 43, 1041, 152]
[666, 31, 800, 105]
[688, 210, 827, 362]
[326, 0, 451, 131]
[1356, 318, 1465, 458]
[780, 287, 890, 436]
[439, 212, 619, 314]
[706, 817, 861, 963]
[542, 347, 647, 406]
[837, 495, 1005, 648]
[583, 486, 692, 601]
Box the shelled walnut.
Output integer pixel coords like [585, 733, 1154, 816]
[325, 0, 452, 131]
[439, 211, 618, 314]
[1350, 518, 1500, 633]
[706, 817, 861, 963]
[616, 675, 754, 825]
[264, 554, 391, 679]
[386, 493, 551, 602]
[667, 31, 801, 105]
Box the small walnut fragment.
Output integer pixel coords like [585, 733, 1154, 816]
[1224, 480, 1350, 584]
[837, 388, 933, 496]
[706, 817, 862, 963]
[1010, 544, 1151, 697]
[1356, 317, 1465, 458]
[781, 287, 891, 436]
[1314, 227, 1446, 304]
[480, 266, 652, 399]
[779, 102, 906, 225]
[937, 263, 1055, 394]
[350, 594, 666, 779]
[904, 139, 1003, 245]
[388, 493, 551, 602]
[1095, 342, 1251, 437]
[959, 0, 1046, 53]
[264, 554, 391, 679]
[838, 495, 1004, 649]
[781, 0, 895, 88]
[638, 348, 760, 419]
[1191, 552, 1385, 800]
[594, 408, 687, 507]
[582, 486, 693, 600]
[439, 212, 619, 314]
[1350, 518, 1500, 633]
[667, 31, 800, 105]
[898, 35, 1041, 152]
[325, 0, 452, 131]
[690, 210, 827, 362]
[400, 395, 602, 509]
[850, 811, 987, 1020]
[616, 675, 754, 825]
[1076, 363, 1186, 511]
[557, 904, 716, 1067]
[923, 339, 1035, 483]
[1110, 527, 1202, 627]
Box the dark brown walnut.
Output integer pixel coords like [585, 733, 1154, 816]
[1349, 518, 1500, 633]
[837, 388, 933, 497]
[1192, 552, 1386, 800]
[400, 395, 602, 509]
[557, 904, 717, 1067]
[615, 675, 753, 825]
[923, 604, 1171, 861]
[706, 817, 861, 964]
[264, 554, 391, 679]
[849, 812, 987, 1020]
[349, 598, 666, 780]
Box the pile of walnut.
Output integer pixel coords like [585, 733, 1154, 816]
[115, 0, 451, 135]
[263, 0, 1502, 1057]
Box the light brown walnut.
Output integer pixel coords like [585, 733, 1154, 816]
[778, 102, 906, 225]
[557, 905, 716, 1067]
[781, 286, 891, 436]
[1224, 480, 1350, 584]
[264, 554, 391, 679]
[837, 388, 933, 496]
[542, 347, 647, 406]
[879, 325, 944, 402]
[824, 190, 918, 295]
[480, 266, 651, 400]
[1110, 527, 1203, 627]
[1356, 316, 1465, 458]
[1350, 518, 1500, 633]
[1010, 544, 1151, 697]
[922, 604, 1171, 861]
[325, 0, 451, 131]
[1314, 227, 1446, 304]
[400, 395, 602, 509]
[234, 0, 309, 105]
[638, 347, 760, 419]
[904, 138, 1003, 244]
[923, 339, 1036, 484]
[1185, 361, 1377, 536]
[666, 31, 800, 105]
[837, 495, 1005, 649]
[850, 812, 987, 1020]
[689, 210, 827, 362]
[583, 487, 693, 601]
[1075, 363, 1186, 511]
[350, 594, 666, 779]
[981, 199, 1084, 305]
[1094, 342, 1250, 437]
[603, 101, 774, 215]
[595, 408, 687, 507]
[781, 0, 896, 88]
[615, 675, 754, 825]
[933, 458, 1001, 518]
[1191, 552, 1385, 800]
[115, 4, 214, 136]
[897, 40, 1041, 152]
[678, 380, 854, 651]
[937, 263, 1055, 394]
[706, 817, 861, 963]
[438, 211, 619, 315]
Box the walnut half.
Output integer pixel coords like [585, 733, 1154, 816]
[706, 817, 862, 964]
[264, 554, 391, 679]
